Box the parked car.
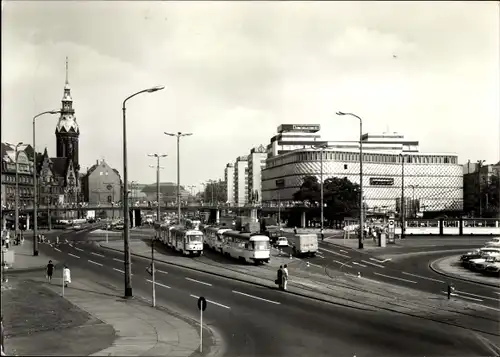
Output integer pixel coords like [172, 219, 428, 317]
[467, 248, 500, 270]
[472, 256, 500, 272]
[484, 260, 500, 277]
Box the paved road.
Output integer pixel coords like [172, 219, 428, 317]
[31, 232, 498, 357]
[275, 238, 500, 310]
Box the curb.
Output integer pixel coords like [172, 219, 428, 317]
[98, 244, 373, 312]
[429, 258, 500, 288]
[4, 266, 47, 274]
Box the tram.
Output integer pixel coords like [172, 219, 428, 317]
[203, 226, 231, 252]
[155, 223, 203, 256]
[220, 230, 271, 264]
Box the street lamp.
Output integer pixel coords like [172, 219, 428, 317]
[6, 142, 25, 242]
[477, 160, 486, 218]
[399, 153, 407, 238]
[336, 111, 364, 249]
[164, 132, 193, 222]
[148, 154, 167, 223]
[32, 110, 60, 256]
[122, 85, 165, 298]
[313, 144, 329, 234]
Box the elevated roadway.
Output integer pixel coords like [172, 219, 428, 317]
[27, 230, 500, 357]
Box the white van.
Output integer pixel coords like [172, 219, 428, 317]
[288, 234, 318, 257]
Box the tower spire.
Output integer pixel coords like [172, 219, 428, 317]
[65, 56, 69, 85]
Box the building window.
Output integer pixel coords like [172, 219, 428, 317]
[344, 164, 348, 170]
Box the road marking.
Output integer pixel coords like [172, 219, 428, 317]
[54, 247, 62, 252]
[479, 304, 500, 312]
[68, 253, 80, 259]
[456, 290, 500, 302]
[316, 252, 324, 257]
[340, 250, 348, 254]
[305, 261, 323, 268]
[352, 262, 367, 268]
[156, 269, 168, 274]
[361, 260, 385, 268]
[146, 279, 170, 289]
[91, 252, 105, 257]
[190, 294, 231, 309]
[113, 258, 123, 263]
[493, 292, 500, 296]
[370, 257, 392, 263]
[332, 260, 353, 268]
[232, 290, 281, 305]
[75, 247, 83, 252]
[319, 248, 350, 258]
[185, 277, 213, 286]
[402, 271, 444, 283]
[69, 244, 74, 247]
[441, 291, 483, 302]
[88, 259, 103, 266]
[374, 272, 417, 284]
[113, 268, 125, 274]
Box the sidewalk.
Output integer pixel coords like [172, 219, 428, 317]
[101, 240, 500, 336]
[3, 248, 218, 357]
[1, 239, 55, 273]
[430, 255, 500, 288]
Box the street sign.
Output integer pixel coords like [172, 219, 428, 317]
[197, 296, 207, 311]
[388, 219, 394, 227]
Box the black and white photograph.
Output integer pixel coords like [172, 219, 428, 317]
[1, 1, 499, 356]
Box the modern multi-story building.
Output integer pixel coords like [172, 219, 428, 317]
[463, 161, 500, 217]
[224, 163, 235, 205]
[247, 145, 267, 204]
[261, 126, 463, 215]
[233, 156, 249, 207]
[266, 124, 324, 158]
[1, 143, 35, 209]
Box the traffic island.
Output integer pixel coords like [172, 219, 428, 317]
[429, 255, 500, 288]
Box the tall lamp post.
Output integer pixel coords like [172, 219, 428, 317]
[313, 144, 329, 233]
[148, 154, 167, 222]
[122, 85, 165, 298]
[400, 153, 407, 238]
[164, 132, 193, 221]
[336, 111, 364, 249]
[32, 110, 60, 256]
[6, 142, 25, 242]
[477, 160, 486, 218]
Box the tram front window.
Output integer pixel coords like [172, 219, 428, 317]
[252, 241, 270, 251]
[188, 235, 203, 243]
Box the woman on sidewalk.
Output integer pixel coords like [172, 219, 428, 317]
[63, 265, 71, 288]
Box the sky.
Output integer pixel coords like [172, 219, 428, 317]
[2, 1, 499, 192]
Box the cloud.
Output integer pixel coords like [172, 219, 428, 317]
[2, 1, 498, 187]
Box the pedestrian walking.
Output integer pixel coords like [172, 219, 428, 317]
[63, 265, 71, 288]
[276, 265, 284, 290]
[293, 227, 297, 235]
[320, 228, 324, 241]
[283, 264, 289, 291]
[46, 260, 54, 282]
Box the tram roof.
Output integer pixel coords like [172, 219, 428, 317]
[222, 230, 270, 241]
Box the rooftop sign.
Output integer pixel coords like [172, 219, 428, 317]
[277, 124, 321, 133]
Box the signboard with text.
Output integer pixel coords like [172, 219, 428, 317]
[278, 124, 321, 133]
[370, 178, 395, 186]
[387, 218, 395, 244]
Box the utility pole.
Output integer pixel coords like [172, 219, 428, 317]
[148, 154, 167, 223]
[164, 132, 193, 222]
[400, 153, 406, 238]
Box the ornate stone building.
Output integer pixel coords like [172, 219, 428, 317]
[38, 57, 81, 207]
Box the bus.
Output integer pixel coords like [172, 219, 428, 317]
[220, 230, 270, 264]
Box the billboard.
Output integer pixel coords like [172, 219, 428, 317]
[277, 124, 321, 133]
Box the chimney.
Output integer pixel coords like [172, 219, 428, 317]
[96, 160, 99, 165]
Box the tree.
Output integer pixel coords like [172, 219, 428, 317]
[323, 177, 360, 217]
[292, 175, 321, 203]
[483, 174, 499, 216]
[293, 175, 360, 217]
[204, 180, 226, 204]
